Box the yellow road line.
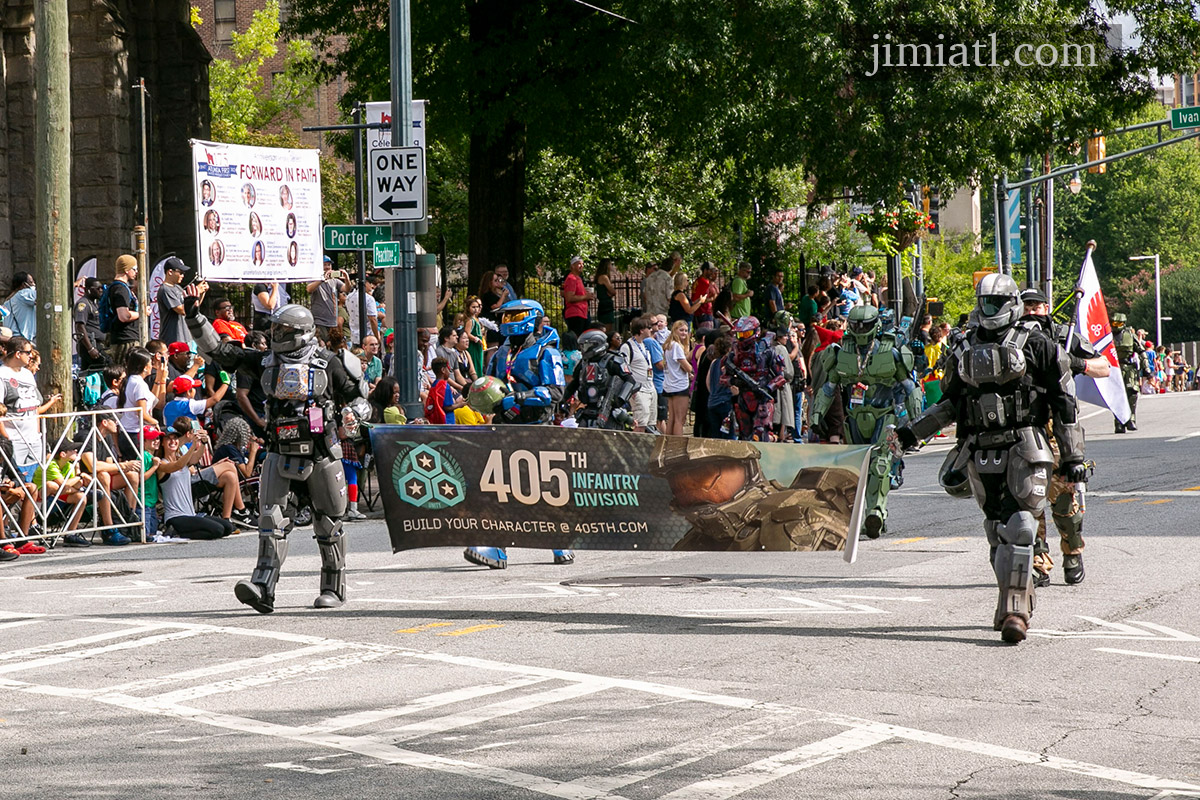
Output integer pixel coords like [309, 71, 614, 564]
[393, 622, 455, 634]
[1184, 485, 1200, 492]
[1107, 498, 1140, 504]
[893, 537, 928, 544]
[436, 624, 504, 637]
[1144, 499, 1173, 505]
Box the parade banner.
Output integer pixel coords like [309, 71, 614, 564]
[190, 140, 322, 284]
[369, 426, 875, 563]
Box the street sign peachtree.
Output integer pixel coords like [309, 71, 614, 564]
[324, 225, 390, 251]
[373, 241, 401, 268]
[1170, 106, 1200, 130]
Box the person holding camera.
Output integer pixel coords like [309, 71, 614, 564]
[157, 257, 207, 348]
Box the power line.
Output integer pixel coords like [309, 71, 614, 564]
[564, 0, 638, 24]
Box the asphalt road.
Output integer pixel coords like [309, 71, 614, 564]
[3, 391, 1200, 799]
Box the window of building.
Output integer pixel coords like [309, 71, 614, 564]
[215, 0, 236, 44]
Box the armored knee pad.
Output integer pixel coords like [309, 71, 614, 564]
[1051, 493, 1084, 553]
[249, 529, 289, 593]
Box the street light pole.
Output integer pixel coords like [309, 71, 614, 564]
[1129, 254, 1162, 346]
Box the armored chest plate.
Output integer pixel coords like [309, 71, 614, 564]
[958, 336, 1026, 387]
[266, 362, 329, 401]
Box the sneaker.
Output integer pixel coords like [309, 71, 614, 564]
[552, 550, 575, 565]
[62, 533, 91, 548]
[344, 507, 367, 521]
[230, 508, 255, 528]
[463, 547, 507, 569]
[1032, 567, 1051, 588]
[1063, 554, 1085, 585]
[16, 541, 46, 555]
[0, 545, 18, 562]
[101, 530, 131, 546]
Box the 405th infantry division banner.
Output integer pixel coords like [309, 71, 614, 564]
[191, 140, 323, 283]
[369, 427, 875, 563]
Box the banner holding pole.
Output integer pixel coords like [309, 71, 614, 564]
[369, 427, 874, 563]
[190, 139, 322, 284]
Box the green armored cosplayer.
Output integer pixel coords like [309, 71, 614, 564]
[1110, 313, 1147, 433]
[812, 306, 922, 538]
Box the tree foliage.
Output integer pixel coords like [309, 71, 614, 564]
[282, 0, 1200, 285]
[1053, 103, 1200, 300]
[1127, 266, 1200, 344]
[205, 1, 354, 229]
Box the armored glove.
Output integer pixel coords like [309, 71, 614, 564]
[894, 425, 920, 452]
[1058, 460, 1089, 484]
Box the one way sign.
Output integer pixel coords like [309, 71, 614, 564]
[368, 146, 426, 223]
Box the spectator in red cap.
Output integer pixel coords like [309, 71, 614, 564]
[164, 375, 227, 429]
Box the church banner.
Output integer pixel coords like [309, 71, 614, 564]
[368, 426, 875, 563]
[190, 140, 323, 284]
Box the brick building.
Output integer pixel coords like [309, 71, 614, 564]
[0, 1, 211, 282]
[191, 0, 347, 151]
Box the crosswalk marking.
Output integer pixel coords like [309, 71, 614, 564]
[1, 616, 1197, 799]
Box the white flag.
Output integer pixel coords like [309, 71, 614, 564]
[1073, 250, 1131, 423]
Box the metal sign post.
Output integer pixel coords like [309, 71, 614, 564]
[390, 0, 421, 419]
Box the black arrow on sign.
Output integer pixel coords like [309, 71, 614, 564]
[378, 196, 419, 215]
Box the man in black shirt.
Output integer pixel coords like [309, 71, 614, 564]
[107, 255, 141, 366]
[74, 277, 106, 370]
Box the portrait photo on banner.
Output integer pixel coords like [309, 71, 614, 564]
[190, 139, 323, 284]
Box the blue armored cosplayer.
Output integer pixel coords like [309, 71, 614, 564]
[466, 298, 574, 568]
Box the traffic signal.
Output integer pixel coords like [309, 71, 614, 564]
[1087, 132, 1106, 174]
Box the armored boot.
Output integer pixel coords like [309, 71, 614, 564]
[986, 513, 1036, 642]
[235, 533, 289, 614]
[1114, 420, 1125, 434]
[552, 550, 575, 565]
[1063, 553, 1085, 585]
[464, 547, 508, 569]
[1125, 417, 1137, 432]
[314, 526, 347, 609]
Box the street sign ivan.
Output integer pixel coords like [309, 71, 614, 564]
[368, 146, 426, 223]
[373, 241, 401, 268]
[1170, 106, 1200, 130]
[323, 224, 391, 251]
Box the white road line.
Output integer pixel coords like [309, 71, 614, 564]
[146, 648, 391, 705]
[1166, 431, 1200, 443]
[0, 629, 208, 675]
[1095, 648, 1200, 664]
[302, 674, 552, 734]
[99, 643, 349, 695]
[657, 727, 894, 800]
[0, 623, 171, 662]
[381, 681, 609, 742]
[4, 620, 1199, 797]
[571, 712, 821, 792]
[1078, 407, 1112, 421]
[0, 619, 42, 631]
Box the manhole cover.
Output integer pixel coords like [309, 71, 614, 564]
[561, 576, 711, 588]
[26, 570, 142, 581]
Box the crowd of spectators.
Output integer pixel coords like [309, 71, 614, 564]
[0, 246, 1194, 562]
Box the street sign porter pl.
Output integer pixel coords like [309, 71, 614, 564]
[369, 146, 426, 223]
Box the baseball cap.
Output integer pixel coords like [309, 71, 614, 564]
[1021, 288, 1049, 305]
[164, 256, 186, 274]
[167, 342, 191, 356]
[570, 256, 583, 266]
[323, 255, 333, 263]
[850, 266, 863, 277]
[171, 376, 201, 395]
[54, 438, 88, 455]
[142, 426, 163, 441]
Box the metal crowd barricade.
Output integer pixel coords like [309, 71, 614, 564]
[0, 408, 146, 546]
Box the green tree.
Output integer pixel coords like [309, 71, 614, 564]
[1127, 265, 1200, 345]
[284, 0, 1200, 290]
[1053, 103, 1200, 299]
[205, 1, 354, 228]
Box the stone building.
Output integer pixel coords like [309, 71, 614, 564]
[0, 1, 210, 283]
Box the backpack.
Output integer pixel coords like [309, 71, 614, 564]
[98, 282, 116, 333]
[98, 280, 129, 334]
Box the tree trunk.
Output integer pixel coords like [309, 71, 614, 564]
[468, 119, 527, 294]
[466, 0, 528, 295]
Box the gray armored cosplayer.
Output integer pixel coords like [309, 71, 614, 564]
[898, 274, 1087, 644]
[187, 303, 370, 613]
